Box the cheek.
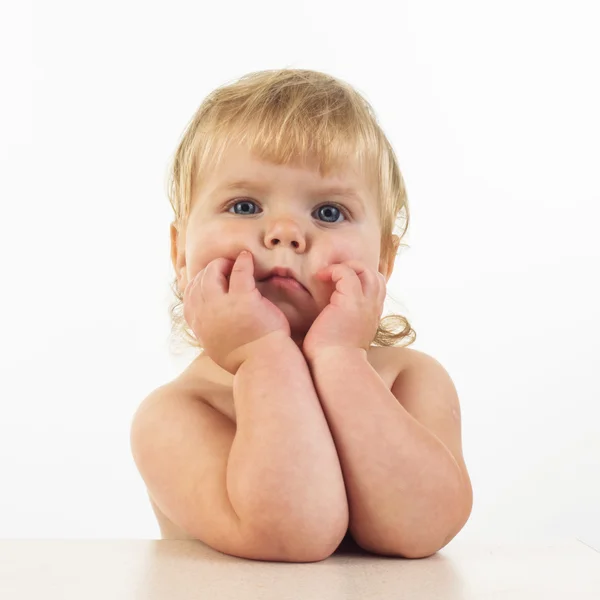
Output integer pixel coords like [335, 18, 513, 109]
[186, 224, 251, 277]
[320, 239, 374, 266]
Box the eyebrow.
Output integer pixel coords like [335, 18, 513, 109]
[217, 179, 364, 205]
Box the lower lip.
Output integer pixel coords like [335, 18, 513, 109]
[262, 276, 307, 293]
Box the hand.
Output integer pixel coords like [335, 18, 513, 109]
[302, 260, 387, 360]
[183, 250, 291, 375]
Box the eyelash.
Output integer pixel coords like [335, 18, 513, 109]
[224, 198, 351, 223]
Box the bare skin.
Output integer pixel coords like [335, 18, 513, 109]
[147, 344, 414, 555]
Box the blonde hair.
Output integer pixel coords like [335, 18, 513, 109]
[166, 68, 416, 355]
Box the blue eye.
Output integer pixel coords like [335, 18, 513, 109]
[228, 199, 258, 215]
[226, 199, 348, 223]
[315, 205, 344, 223]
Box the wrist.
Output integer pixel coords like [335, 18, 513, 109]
[233, 330, 298, 369]
[304, 345, 368, 365]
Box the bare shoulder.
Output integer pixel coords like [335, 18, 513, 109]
[387, 346, 473, 510]
[129, 372, 241, 546]
[368, 344, 427, 380]
[385, 344, 461, 417]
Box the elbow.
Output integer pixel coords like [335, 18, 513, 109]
[356, 497, 473, 560]
[353, 531, 441, 559]
[397, 545, 441, 560]
[367, 529, 455, 560]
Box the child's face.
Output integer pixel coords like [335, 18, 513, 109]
[171, 142, 393, 342]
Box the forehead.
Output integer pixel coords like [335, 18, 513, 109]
[200, 143, 373, 200]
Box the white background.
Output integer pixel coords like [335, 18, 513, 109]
[1, 0, 598, 551]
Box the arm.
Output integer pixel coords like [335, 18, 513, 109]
[306, 347, 472, 558]
[226, 333, 349, 557]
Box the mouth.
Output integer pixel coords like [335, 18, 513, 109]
[260, 275, 308, 294]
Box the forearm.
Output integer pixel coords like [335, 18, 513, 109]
[307, 349, 465, 557]
[226, 335, 349, 551]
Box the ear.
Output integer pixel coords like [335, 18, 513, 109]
[170, 221, 188, 295]
[379, 235, 400, 282]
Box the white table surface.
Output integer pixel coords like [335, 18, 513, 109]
[1, 538, 598, 599]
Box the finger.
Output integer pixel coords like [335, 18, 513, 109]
[342, 260, 374, 295]
[346, 261, 386, 301]
[183, 269, 204, 304]
[330, 261, 376, 295]
[202, 257, 233, 298]
[325, 263, 363, 296]
[228, 250, 256, 294]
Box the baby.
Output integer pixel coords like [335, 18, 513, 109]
[130, 68, 473, 563]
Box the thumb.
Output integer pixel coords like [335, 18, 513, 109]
[228, 250, 255, 293]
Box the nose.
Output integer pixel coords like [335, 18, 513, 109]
[264, 216, 306, 252]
